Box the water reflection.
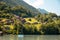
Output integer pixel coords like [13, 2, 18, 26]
[0, 35, 60, 40]
[0, 35, 23, 40]
[24, 35, 60, 40]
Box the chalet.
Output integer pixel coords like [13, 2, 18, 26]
[4, 24, 14, 30]
[23, 18, 40, 24]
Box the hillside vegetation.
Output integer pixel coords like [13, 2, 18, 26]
[0, 2, 60, 35]
[0, 0, 39, 15]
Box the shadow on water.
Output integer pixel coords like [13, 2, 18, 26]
[0, 35, 60, 40]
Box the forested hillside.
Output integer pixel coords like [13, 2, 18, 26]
[0, 0, 40, 15]
[0, 2, 60, 35]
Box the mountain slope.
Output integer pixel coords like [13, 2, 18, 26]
[0, 0, 40, 14]
[0, 2, 34, 18]
[38, 8, 48, 14]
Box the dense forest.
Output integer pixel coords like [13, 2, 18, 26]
[0, 2, 60, 35]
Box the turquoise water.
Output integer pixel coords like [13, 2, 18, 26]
[0, 35, 60, 40]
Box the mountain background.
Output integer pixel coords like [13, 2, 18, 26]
[0, 0, 41, 14]
[38, 8, 48, 14]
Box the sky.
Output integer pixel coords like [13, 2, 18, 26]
[23, 0, 60, 15]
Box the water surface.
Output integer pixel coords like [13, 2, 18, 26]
[0, 35, 60, 40]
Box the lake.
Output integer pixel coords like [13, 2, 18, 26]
[0, 35, 60, 40]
